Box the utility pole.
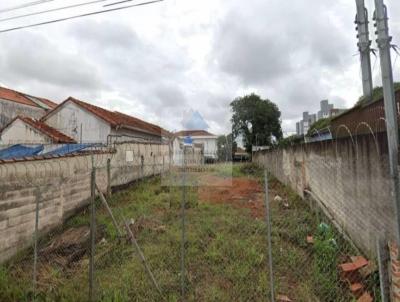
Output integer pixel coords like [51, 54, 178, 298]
[374, 0, 400, 246]
[355, 0, 373, 101]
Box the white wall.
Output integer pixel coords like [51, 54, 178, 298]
[45, 101, 111, 143]
[1, 119, 51, 145]
[191, 137, 217, 158]
[0, 99, 45, 129]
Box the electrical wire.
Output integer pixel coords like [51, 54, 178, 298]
[0, 0, 56, 14]
[0, 0, 164, 33]
[104, 0, 140, 7]
[0, 0, 107, 23]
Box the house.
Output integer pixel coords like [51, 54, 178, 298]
[0, 86, 57, 128]
[173, 130, 218, 163]
[0, 116, 76, 145]
[42, 97, 164, 144]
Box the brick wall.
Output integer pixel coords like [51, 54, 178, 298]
[0, 142, 170, 263]
[253, 133, 395, 257]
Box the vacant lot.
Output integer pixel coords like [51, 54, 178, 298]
[0, 164, 379, 301]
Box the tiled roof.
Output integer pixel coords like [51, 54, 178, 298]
[175, 130, 216, 137]
[0, 87, 37, 107]
[0, 86, 57, 109]
[113, 111, 162, 136]
[45, 97, 164, 137]
[2, 116, 76, 143]
[38, 98, 57, 109]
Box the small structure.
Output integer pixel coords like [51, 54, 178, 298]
[42, 97, 164, 144]
[234, 147, 250, 162]
[173, 130, 218, 162]
[0, 86, 57, 128]
[0, 116, 76, 145]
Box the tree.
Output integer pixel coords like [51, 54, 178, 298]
[217, 133, 237, 161]
[230, 93, 282, 153]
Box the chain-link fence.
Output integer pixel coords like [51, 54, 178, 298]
[254, 118, 396, 302]
[0, 126, 396, 301]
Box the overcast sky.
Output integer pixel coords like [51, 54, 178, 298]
[0, 0, 399, 135]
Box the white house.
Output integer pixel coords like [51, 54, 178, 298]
[0, 116, 76, 145]
[0, 86, 57, 128]
[42, 97, 164, 144]
[173, 130, 218, 164]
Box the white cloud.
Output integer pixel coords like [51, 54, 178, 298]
[0, 0, 398, 134]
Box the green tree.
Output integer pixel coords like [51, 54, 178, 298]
[230, 93, 282, 153]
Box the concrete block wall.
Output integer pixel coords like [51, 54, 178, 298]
[254, 133, 396, 256]
[0, 142, 171, 263]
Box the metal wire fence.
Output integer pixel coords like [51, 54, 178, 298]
[0, 125, 395, 302]
[254, 118, 396, 302]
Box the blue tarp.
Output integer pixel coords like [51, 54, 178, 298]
[0, 144, 44, 160]
[44, 143, 97, 156]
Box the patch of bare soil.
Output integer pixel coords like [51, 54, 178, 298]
[39, 225, 105, 269]
[198, 175, 266, 218]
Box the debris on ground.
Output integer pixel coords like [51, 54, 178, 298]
[339, 255, 373, 300]
[274, 195, 283, 202]
[282, 200, 290, 209]
[39, 225, 105, 268]
[306, 235, 314, 244]
[277, 294, 292, 302]
[339, 256, 368, 274]
[127, 216, 166, 238]
[357, 291, 373, 302]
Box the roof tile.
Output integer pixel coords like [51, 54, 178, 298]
[16, 116, 76, 143]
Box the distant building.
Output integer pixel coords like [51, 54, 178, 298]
[42, 97, 164, 144]
[234, 147, 250, 162]
[0, 86, 57, 128]
[296, 100, 346, 136]
[172, 130, 218, 164]
[317, 100, 334, 120]
[0, 116, 76, 145]
[296, 111, 317, 136]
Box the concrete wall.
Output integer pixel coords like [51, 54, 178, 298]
[253, 133, 395, 256]
[0, 99, 45, 129]
[0, 142, 170, 263]
[1, 118, 52, 144]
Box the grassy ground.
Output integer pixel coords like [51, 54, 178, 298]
[0, 163, 380, 301]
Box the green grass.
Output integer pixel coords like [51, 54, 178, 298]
[0, 164, 380, 301]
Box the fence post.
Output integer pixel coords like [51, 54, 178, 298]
[153, 155, 155, 176]
[89, 159, 96, 302]
[377, 238, 390, 302]
[107, 158, 111, 198]
[33, 187, 41, 299]
[264, 169, 275, 302]
[181, 147, 187, 300]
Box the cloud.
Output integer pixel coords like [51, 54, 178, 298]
[0, 0, 398, 135]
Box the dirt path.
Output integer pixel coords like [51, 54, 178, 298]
[198, 175, 267, 218]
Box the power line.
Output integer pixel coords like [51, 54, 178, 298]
[0, 0, 108, 23]
[104, 0, 140, 7]
[0, 0, 56, 14]
[0, 0, 164, 33]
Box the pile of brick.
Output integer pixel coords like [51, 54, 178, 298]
[339, 256, 374, 302]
